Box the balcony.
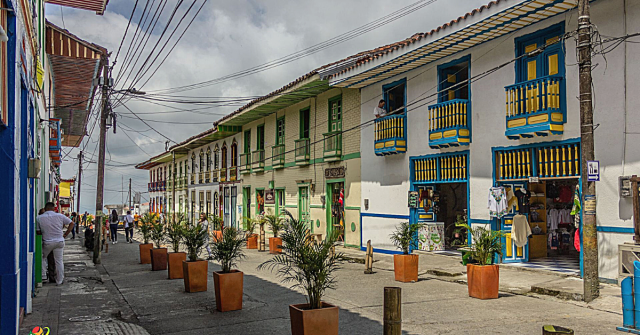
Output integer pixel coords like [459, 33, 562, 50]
[295, 138, 310, 165]
[427, 99, 470, 149]
[205, 170, 210, 183]
[272, 144, 285, 169]
[158, 181, 165, 192]
[190, 173, 196, 185]
[148, 182, 153, 192]
[240, 153, 251, 174]
[504, 75, 565, 140]
[199, 171, 204, 184]
[323, 131, 342, 162]
[374, 114, 407, 155]
[252, 150, 265, 173]
[211, 169, 219, 182]
[167, 179, 173, 191]
[220, 168, 227, 182]
[229, 166, 237, 181]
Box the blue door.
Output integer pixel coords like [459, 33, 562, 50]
[499, 182, 528, 263]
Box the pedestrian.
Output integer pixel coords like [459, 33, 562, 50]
[199, 213, 213, 260]
[374, 99, 387, 118]
[110, 209, 119, 244]
[39, 208, 57, 283]
[134, 212, 140, 228]
[84, 223, 94, 251]
[70, 212, 78, 239]
[124, 210, 134, 243]
[36, 202, 74, 285]
[83, 211, 89, 227]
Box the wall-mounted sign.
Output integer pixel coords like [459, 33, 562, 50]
[584, 194, 596, 215]
[325, 166, 345, 179]
[528, 176, 539, 183]
[408, 191, 419, 208]
[620, 176, 632, 198]
[587, 160, 600, 181]
[264, 189, 275, 205]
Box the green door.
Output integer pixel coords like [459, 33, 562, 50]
[243, 187, 251, 229]
[329, 98, 342, 133]
[275, 189, 285, 216]
[298, 186, 310, 231]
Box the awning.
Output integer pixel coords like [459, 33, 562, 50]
[46, 21, 107, 147]
[45, 0, 109, 15]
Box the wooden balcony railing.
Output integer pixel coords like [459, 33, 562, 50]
[374, 113, 406, 155]
[272, 144, 285, 169]
[427, 99, 470, 148]
[229, 166, 237, 181]
[240, 153, 251, 174]
[323, 131, 341, 161]
[252, 150, 265, 172]
[220, 168, 227, 182]
[295, 138, 310, 165]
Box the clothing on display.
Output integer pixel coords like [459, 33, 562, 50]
[506, 187, 518, 213]
[488, 187, 508, 218]
[549, 232, 559, 250]
[574, 229, 581, 251]
[511, 214, 532, 247]
[514, 188, 531, 214]
[557, 185, 573, 203]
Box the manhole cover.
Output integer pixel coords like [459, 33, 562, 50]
[69, 315, 102, 322]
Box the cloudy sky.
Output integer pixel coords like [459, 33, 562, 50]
[48, 0, 490, 213]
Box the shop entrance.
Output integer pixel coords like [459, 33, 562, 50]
[326, 181, 345, 241]
[413, 183, 468, 251]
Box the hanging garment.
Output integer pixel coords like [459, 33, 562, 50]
[514, 189, 531, 214]
[506, 187, 518, 213]
[570, 185, 581, 228]
[511, 214, 532, 247]
[558, 185, 573, 203]
[549, 232, 559, 250]
[488, 187, 508, 218]
[547, 183, 560, 199]
[574, 229, 581, 251]
[548, 208, 559, 230]
[560, 209, 572, 225]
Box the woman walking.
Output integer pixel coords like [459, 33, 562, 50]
[199, 213, 213, 260]
[110, 209, 119, 244]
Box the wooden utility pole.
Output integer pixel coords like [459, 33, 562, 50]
[93, 56, 110, 264]
[577, 0, 598, 302]
[384, 287, 402, 335]
[129, 178, 132, 210]
[76, 151, 83, 215]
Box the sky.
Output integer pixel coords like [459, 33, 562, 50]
[47, 0, 491, 214]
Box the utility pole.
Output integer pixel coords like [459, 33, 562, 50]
[129, 178, 132, 210]
[94, 55, 110, 264]
[578, 0, 598, 302]
[76, 151, 83, 214]
[172, 151, 176, 222]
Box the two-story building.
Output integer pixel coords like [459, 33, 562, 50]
[328, 0, 639, 281]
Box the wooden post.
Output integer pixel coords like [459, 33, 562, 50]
[632, 175, 640, 244]
[384, 287, 401, 335]
[365, 240, 373, 274]
[259, 225, 266, 252]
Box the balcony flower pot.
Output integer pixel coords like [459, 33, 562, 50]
[182, 260, 208, 293]
[246, 234, 258, 249]
[139, 243, 153, 264]
[467, 264, 499, 299]
[213, 270, 244, 312]
[289, 302, 339, 335]
[269, 237, 282, 254]
[393, 254, 419, 283]
[167, 252, 186, 279]
[150, 248, 168, 271]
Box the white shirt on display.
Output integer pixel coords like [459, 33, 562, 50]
[37, 211, 72, 243]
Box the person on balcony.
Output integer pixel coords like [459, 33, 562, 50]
[374, 99, 387, 118]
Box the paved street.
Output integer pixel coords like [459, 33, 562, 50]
[21, 234, 622, 334]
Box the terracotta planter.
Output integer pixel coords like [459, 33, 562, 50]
[183, 260, 208, 293]
[289, 302, 339, 335]
[150, 248, 168, 271]
[246, 235, 258, 249]
[167, 252, 186, 279]
[467, 264, 499, 299]
[213, 270, 244, 312]
[213, 230, 223, 242]
[139, 243, 153, 264]
[393, 254, 419, 283]
[269, 237, 282, 254]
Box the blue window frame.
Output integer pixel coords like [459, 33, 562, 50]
[383, 78, 406, 114]
[374, 78, 407, 156]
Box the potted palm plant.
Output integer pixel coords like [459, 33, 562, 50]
[211, 227, 246, 312]
[166, 217, 186, 279]
[265, 212, 285, 254]
[389, 221, 424, 283]
[459, 223, 503, 299]
[258, 211, 344, 335]
[208, 214, 224, 241]
[150, 220, 168, 271]
[244, 217, 258, 249]
[138, 213, 155, 264]
[182, 222, 209, 293]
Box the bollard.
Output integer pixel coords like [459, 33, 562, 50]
[384, 287, 401, 335]
[622, 276, 634, 328]
[365, 240, 373, 274]
[259, 227, 266, 252]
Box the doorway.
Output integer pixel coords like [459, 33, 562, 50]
[413, 183, 467, 251]
[326, 181, 345, 241]
[298, 186, 310, 230]
[243, 186, 251, 228]
[275, 189, 285, 216]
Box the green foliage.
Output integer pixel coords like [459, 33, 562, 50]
[243, 217, 258, 236]
[150, 220, 166, 248]
[207, 214, 223, 231]
[166, 215, 186, 252]
[183, 222, 208, 262]
[139, 213, 156, 244]
[210, 227, 246, 273]
[457, 223, 503, 266]
[258, 211, 344, 310]
[389, 221, 424, 254]
[264, 212, 285, 238]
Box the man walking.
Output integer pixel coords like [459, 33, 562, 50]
[70, 212, 78, 239]
[37, 202, 74, 285]
[124, 210, 134, 243]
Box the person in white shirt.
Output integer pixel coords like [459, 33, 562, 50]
[124, 210, 135, 243]
[374, 99, 387, 118]
[37, 202, 74, 285]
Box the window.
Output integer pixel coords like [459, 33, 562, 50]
[515, 24, 564, 84]
[214, 192, 219, 216]
[256, 125, 265, 150]
[243, 130, 251, 153]
[199, 149, 204, 173]
[276, 117, 285, 145]
[191, 153, 196, 173]
[383, 79, 406, 113]
[437, 59, 469, 102]
[206, 147, 211, 171]
[231, 140, 238, 166]
[214, 145, 219, 170]
[206, 191, 211, 215]
[221, 143, 228, 168]
[300, 108, 310, 139]
[328, 97, 342, 132]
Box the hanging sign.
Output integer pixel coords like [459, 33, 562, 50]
[408, 191, 419, 208]
[528, 176, 539, 183]
[264, 189, 275, 205]
[584, 194, 596, 215]
[587, 160, 600, 181]
[325, 166, 345, 179]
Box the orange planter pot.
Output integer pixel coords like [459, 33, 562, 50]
[289, 302, 339, 335]
[183, 260, 208, 293]
[269, 237, 282, 254]
[246, 235, 258, 249]
[467, 264, 499, 299]
[139, 243, 153, 264]
[167, 252, 186, 279]
[393, 254, 419, 283]
[213, 230, 223, 241]
[150, 248, 168, 271]
[213, 270, 243, 312]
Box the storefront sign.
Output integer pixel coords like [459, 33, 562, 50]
[528, 176, 539, 183]
[264, 189, 275, 205]
[325, 166, 345, 179]
[584, 194, 596, 215]
[587, 160, 600, 181]
[408, 191, 419, 208]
